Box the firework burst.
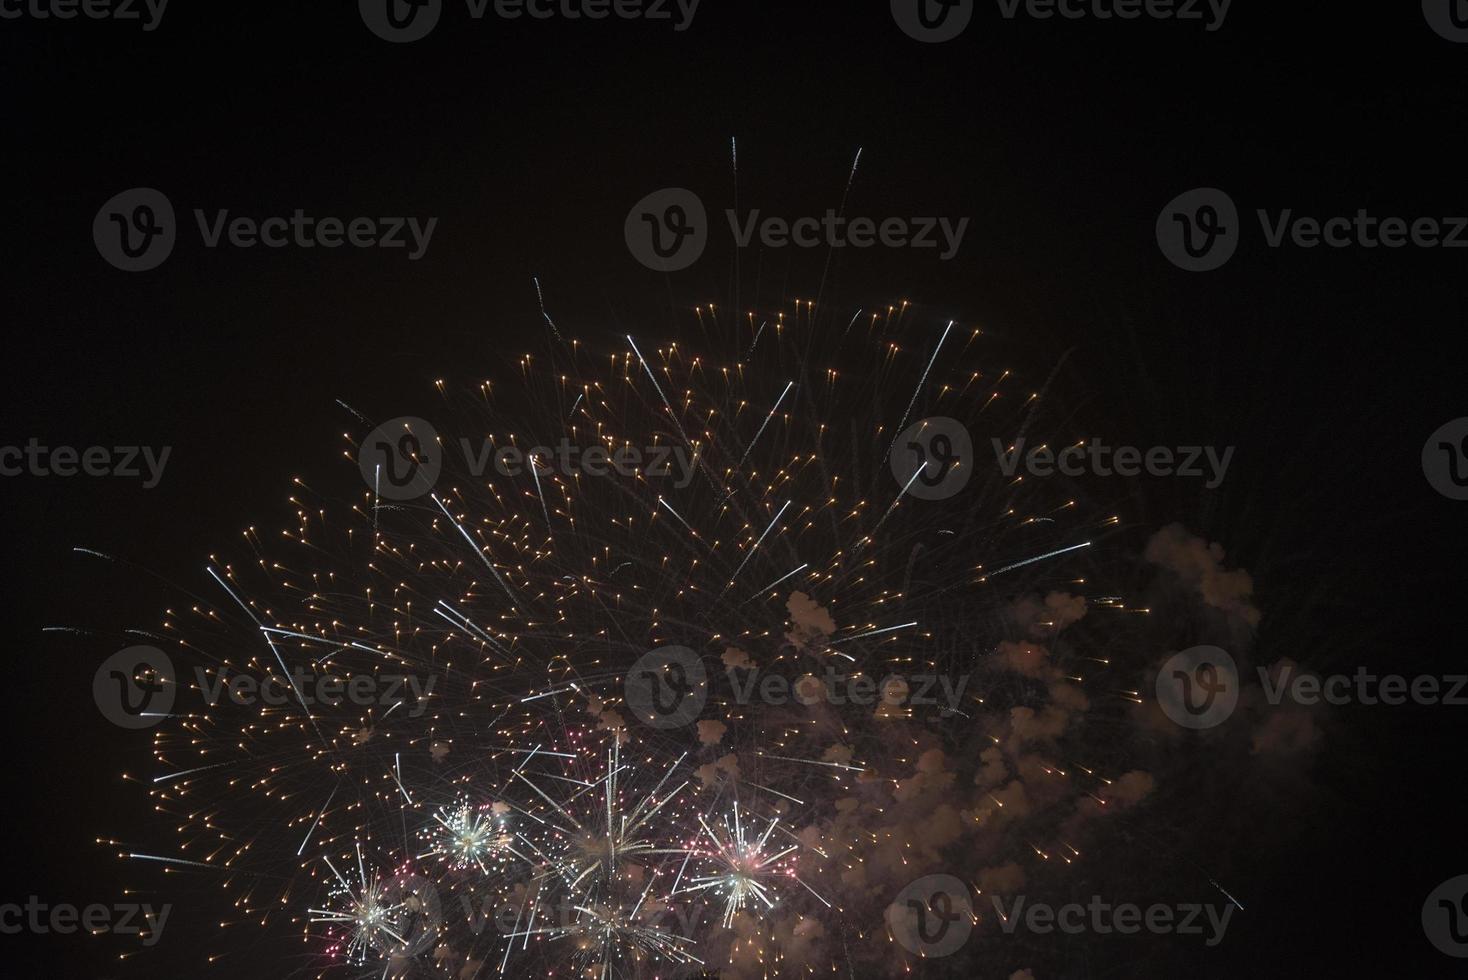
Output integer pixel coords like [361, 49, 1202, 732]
[675, 801, 816, 929]
[98, 297, 1164, 978]
[419, 797, 513, 874]
[309, 845, 438, 967]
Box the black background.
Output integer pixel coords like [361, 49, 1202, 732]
[2, 1, 1465, 977]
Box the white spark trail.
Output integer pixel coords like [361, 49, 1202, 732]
[829, 620, 918, 646]
[297, 785, 338, 855]
[431, 493, 521, 609]
[742, 562, 809, 603]
[721, 499, 791, 596]
[736, 379, 794, 472]
[124, 853, 216, 869]
[985, 541, 1092, 579]
[152, 762, 229, 784]
[885, 319, 954, 462]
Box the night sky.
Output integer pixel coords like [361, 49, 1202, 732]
[3, 2, 1466, 977]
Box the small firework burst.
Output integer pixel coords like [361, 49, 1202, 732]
[677, 801, 814, 928]
[309, 846, 433, 966]
[420, 797, 512, 873]
[530, 896, 705, 979]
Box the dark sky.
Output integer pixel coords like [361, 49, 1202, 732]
[2, 2, 1466, 977]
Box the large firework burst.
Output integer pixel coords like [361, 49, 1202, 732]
[100, 298, 1170, 978]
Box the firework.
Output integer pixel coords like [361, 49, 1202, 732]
[675, 801, 818, 929]
[309, 845, 438, 966]
[103, 298, 1154, 978]
[419, 796, 513, 874]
